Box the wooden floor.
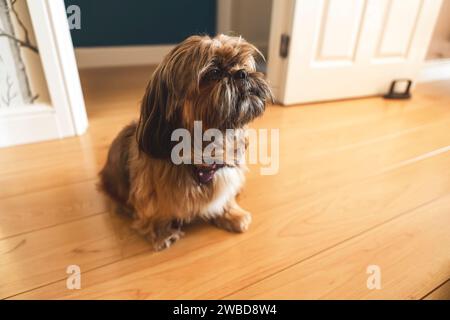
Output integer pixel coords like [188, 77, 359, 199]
[1, 66, 449, 299]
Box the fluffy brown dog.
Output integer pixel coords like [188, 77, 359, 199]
[99, 34, 272, 250]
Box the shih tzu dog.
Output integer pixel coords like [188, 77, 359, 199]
[99, 34, 272, 250]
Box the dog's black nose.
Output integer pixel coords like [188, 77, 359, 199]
[234, 69, 248, 80]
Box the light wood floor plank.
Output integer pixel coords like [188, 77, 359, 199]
[2, 116, 450, 240]
[0, 69, 449, 187]
[10, 150, 450, 299]
[0, 67, 449, 299]
[226, 194, 450, 299]
[1, 101, 447, 199]
[0, 213, 149, 298]
[0, 181, 107, 240]
[2, 87, 449, 236]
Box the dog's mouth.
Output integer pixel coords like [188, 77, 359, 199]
[238, 87, 259, 99]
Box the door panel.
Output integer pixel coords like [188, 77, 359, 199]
[377, 0, 423, 58]
[267, 0, 443, 105]
[315, 0, 365, 63]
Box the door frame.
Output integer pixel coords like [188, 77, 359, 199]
[0, 0, 87, 147]
[217, 0, 233, 34]
[266, 0, 295, 104]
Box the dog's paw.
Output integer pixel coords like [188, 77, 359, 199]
[152, 229, 185, 251]
[212, 210, 252, 233]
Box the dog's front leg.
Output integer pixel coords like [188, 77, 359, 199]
[150, 220, 184, 251]
[132, 214, 184, 251]
[211, 199, 252, 233]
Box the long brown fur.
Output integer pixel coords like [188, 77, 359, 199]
[99, 34, 272, 250]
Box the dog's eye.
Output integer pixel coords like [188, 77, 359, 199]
[205, 69, 222, 81]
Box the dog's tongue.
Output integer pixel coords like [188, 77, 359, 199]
[194, 164, 224, 184]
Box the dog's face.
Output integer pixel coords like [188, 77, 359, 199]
[137, 34, 273, 159]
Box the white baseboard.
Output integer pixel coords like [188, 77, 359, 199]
[417, 58, 450, 83]
[74, 45, 175, 69]
[0, 104, 61, 148]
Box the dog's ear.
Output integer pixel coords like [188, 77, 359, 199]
[136, 36, 208, 158]
[136, 68, 178, 159]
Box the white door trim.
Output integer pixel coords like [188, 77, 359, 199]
[27, 0, 87, 136]
[266, 0, 295, 103]
[1, 0, 87, 148]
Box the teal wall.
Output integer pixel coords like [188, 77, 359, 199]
[65, 0, 216, 47]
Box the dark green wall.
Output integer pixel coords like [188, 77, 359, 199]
[65, 0, 216, 47]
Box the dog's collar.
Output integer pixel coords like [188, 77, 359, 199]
[192, 163, 225, 184]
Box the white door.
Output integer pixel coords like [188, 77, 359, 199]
[0, 0, 87, 148]
[267, 0, 443, 105]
